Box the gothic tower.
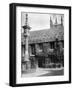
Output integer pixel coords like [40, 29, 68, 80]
[61, 16, 63, 26]
[55, 17, 58, 25]
[50, 16, 53, 28]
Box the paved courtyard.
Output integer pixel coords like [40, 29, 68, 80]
[22, 67, 64, 77]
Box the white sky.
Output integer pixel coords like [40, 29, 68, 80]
[21, 12, 64, 31]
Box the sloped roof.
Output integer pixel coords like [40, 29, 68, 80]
[22, 25, 64, 44]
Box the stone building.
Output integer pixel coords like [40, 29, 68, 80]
[21, 16, 64, 71]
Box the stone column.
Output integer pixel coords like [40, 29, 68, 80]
[22, 13, 31, 71]
[35, 44, 39, 69]
[25, 35, 29, 62]
[24, 35, 30, 70]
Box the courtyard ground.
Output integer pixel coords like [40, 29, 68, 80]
[21, 67, 64, 77]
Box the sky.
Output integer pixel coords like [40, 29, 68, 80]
[21, 12, 64, 31]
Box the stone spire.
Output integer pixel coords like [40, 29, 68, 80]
[50, 16, 53, 28]
[61, 16, 63, 26]
[25, 13, 28, 26]
[23, 13, 31, 33]
[55, 17, 58, 25]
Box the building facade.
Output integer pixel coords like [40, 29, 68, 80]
[21, 16, 64, 72]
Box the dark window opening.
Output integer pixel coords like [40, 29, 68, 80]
[30, 44, 35, 55]
[38, 43, 43, 50]
[62, 41, 64, 48]
[50, 42, 54, 49]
